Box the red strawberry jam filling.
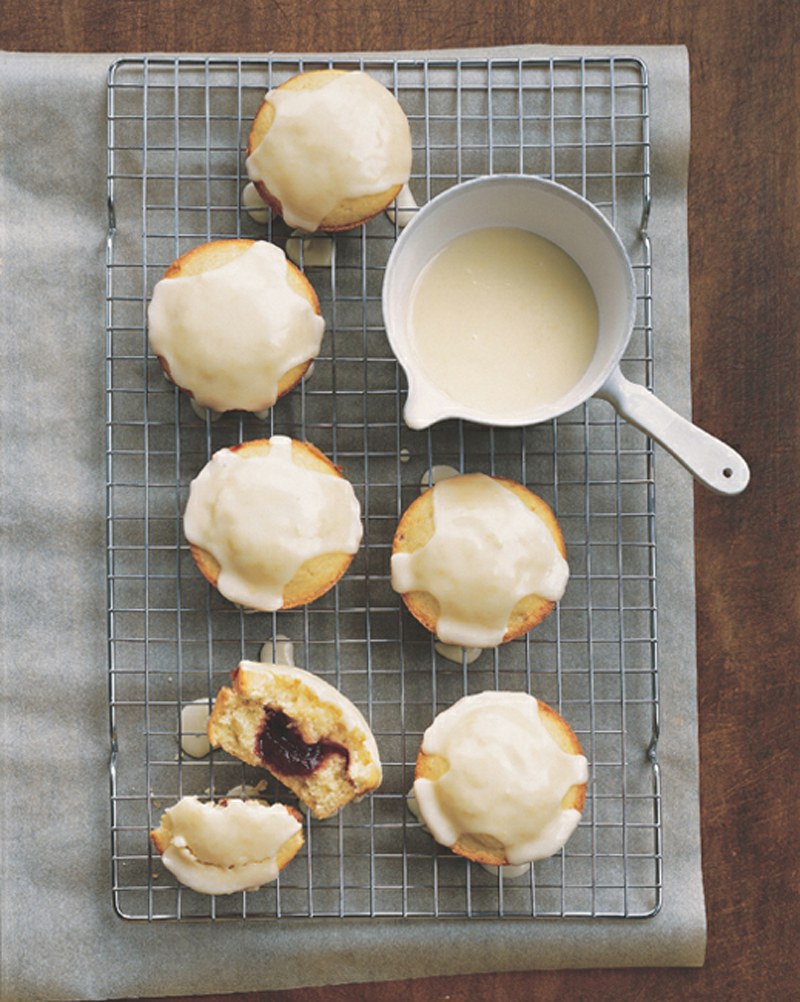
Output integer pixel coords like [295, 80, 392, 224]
[258, 707, 348, 777]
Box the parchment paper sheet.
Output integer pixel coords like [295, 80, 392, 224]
[0, 45, 705, 1001]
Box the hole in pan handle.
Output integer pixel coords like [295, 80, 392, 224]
[595, 366, 750, 495]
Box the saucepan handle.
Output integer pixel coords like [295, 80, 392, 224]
[595, 367, 750, 495]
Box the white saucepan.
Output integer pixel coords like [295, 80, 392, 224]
[381, 174, 749, 495]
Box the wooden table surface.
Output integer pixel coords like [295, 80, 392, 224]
[3, 2, 796, 1000]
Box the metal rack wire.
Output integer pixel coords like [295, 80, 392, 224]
[106, 54, 661, 922]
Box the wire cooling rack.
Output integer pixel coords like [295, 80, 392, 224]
[105, 54, 661, 922]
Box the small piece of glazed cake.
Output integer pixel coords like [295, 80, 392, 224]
[184, 436, 363, 612]
[391, 472, 569, 648]
[147, 239, 324, 416]
[150, 795, 304, 895]
[207, 660, 383, 820]
[413, 690, 588, 866]
[246, 69, 412, 232]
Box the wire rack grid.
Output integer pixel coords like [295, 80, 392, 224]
[105, 53, 662, 923]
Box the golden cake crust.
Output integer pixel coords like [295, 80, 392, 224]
[392, 476, 567, 644]
[247, 69, 406, 232]
[188, 437, 359, 611]
[414, 697, 586, 867]
[207, 661, 383, 819]
[154, 238, 320, 410]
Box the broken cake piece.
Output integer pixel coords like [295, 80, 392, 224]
[207, 660, 382, 819]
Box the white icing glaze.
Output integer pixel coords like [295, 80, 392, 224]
[241, 181, 271, 223]
[189, 398, 223, 424]
[391, 473, 569, 647]
[235, 659, 382, 780]
[481, 862, 531, 879]
[420, 464, 459, 491]
[408, 786, 526, 883]
[156, 796, 301, 894]
[409, 226, 598, 417]
[286, 230, 333, 268]
[223, 781, 268, 799]
[147, 241, 324, 414]
[259, 636, 295, 666]
[385, 183, 418, 227]
[247, 71, 412, 232]
[413, 691, 588, 865]
[183, 436, 363, 611]
[434, 641, 483, 665]
[406, 787, 423, 823]
[180, 699, 212, 758]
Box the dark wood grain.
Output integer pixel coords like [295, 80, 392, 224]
[3, 1, 797, 999]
